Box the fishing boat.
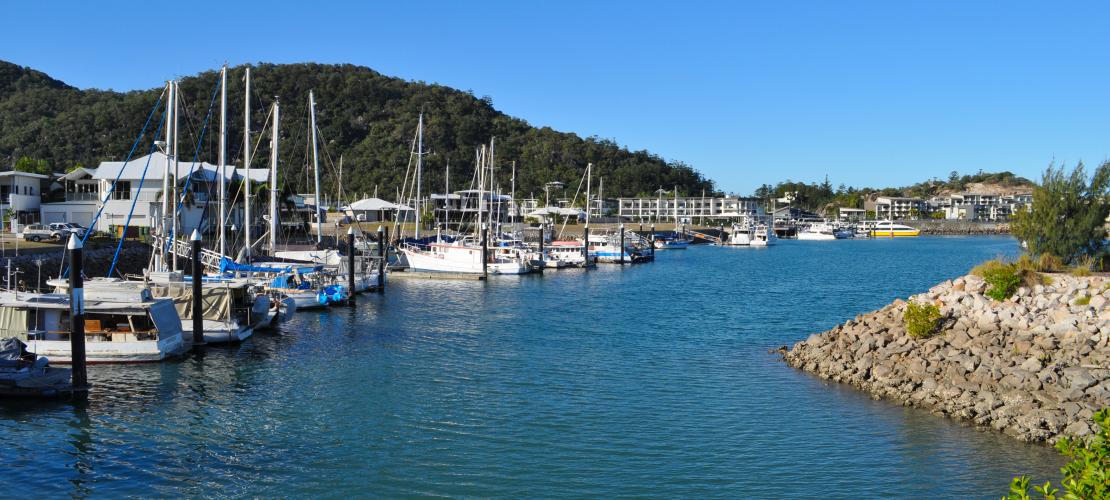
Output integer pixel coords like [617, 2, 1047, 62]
[749, 224, 776, 246]
[653, 233, 691, 249]
[545, 240, 595, 267]
[0, 338, 72, 397]
[870, 221, 921, 237]
[727, 223, 753, 246]
[0, 288, 187, 363]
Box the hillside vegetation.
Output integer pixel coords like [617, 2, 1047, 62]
[752, 171, 1035, 213]
[0, 60, 715, 200]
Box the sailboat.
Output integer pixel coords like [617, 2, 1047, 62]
[401, 131, 528, 275]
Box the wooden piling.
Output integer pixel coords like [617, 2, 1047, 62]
[67, 235, 88, 396]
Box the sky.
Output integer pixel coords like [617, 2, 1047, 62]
[3, 1, 1108, 195]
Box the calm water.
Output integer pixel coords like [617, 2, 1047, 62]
[2, 236, 1064, 498]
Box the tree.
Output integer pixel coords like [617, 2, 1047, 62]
[13, 156, 50, 175]
[1012, 161, 1110, 266]
[1005, 408, 1110, 499]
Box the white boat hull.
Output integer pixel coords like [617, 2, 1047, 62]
[26, 333, 187, 364]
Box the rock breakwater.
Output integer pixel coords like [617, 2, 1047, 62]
[783, 273, 1110, 443]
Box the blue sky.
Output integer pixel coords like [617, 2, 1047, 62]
[3, 1, 1108, 194]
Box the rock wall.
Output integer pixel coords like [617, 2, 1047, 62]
[1, 243, 152, 291]
[783, 273, 1110, 443]
[903, 220, 1011, 235]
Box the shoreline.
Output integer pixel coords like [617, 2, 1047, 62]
[781, 273, 1109, 444]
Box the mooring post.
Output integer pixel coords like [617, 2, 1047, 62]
[481, 223, 488, 277]
[650, 223, 656, 258]
[619, 223, 626, 265]
[583, 224, 590, 270]
[538, 223, 545, 269]
[67, 235, 88, 396]
[376, 225, 385, 293]
[190, 230, 205, 348]
[347, 227, 356, 304]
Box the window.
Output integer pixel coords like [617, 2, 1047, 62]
[112, 181, 131, 200]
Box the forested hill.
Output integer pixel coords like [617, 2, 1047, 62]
[0, 60, 716, 199]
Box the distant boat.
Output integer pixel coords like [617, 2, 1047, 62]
[870, 221, 920, 237]
[798, 223, 847, 241]
[653, 232, 691, 249]
[749, 224, 776, 246]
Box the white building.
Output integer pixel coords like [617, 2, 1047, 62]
[0, 171, 49, 231]
[617, 195, 765, 222]
[40, 152, 268, 236]
[873, 196, 926, 220]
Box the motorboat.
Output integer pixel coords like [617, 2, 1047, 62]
[797, 223, 843, 241]
[0, 338, 72, 396]
[749, 224, 776, 247]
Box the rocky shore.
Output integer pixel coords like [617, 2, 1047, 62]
[783, 273, 1110, 443]
[906, 220, 1011, 235]
[0, 242, 151, 291]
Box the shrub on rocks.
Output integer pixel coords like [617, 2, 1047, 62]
[904, 301, 942, 338]
[973, 260, 1024, 301]
[1006, 408, 1110, 500]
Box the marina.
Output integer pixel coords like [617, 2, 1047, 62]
[0, 236, 1064, 497]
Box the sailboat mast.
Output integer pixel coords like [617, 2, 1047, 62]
[269, 98, 280, 254]
[159, 80, 173, 271]
[218, 65, 228, 258]
[309, 90, 322, 244]
[171, 81, 180, 272]
[510, 160, 516, 226]
[585, 162, 592, 228]
[243, 66, 252, 263]
[488, 137, 495, 235]
[476, 146, 484, 238]
[415, 113, 423, 239]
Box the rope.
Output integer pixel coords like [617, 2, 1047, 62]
[165, 78, 222, 258]
[108, 106, 168, 276]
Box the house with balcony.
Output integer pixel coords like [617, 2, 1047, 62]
[872, 196, 926, 220]
[616, 195, 764, 222]
[40, 152, 268, 236]
[0, 170, 50, 231]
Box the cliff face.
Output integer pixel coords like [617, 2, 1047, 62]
[783, 274, 1110, 443]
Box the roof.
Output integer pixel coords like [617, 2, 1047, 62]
[58, 168, 95, 181]
[0, 170, 50, 180]
[235, 168, 270, 183]
[93, 152, 250, 183]
[342, 198, 413, 211]
[528, 207, 586, 217]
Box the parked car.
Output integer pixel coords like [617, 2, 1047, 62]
[21, 224, 63, 242]
[48, 222, 87, 238]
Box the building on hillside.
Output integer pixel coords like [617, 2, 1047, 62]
[0, 170, 50, 231]
[39, 152, 269, 236]
[932, 192, 1034, 221]
[837, 207, 866, 222]
[872, 196, 927, 220]
[772, 206, 822, 222]
[616, 195, 764, 223]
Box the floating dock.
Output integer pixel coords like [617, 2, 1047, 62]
[388, 270, 486, 281]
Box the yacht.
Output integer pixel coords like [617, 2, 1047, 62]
[749, 224, 776, 247]
[797, 223, 843, 241]
[870, 221, 921, 237]
[545, 240, 596, 268]
[0, 288, 187, 363]
[401, 237, 529, 275]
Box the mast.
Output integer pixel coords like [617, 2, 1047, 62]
[445, 159, 450, 231]
[269, 98, 280, 254]
[476, 146, 484, 238]
[309, 90, 323, 244]
[673, 185, 678, 227]
[585, 163, 592, 228]
[171, 81, 180, 272]
[159, 80, 174, 271]
[488, 137, 495, 235]
[243, 66, 252, 263]
[510, 160, 516, 226]
[598, 176, 603, 221]
[216, 65, 228, 258]
[415, 113, 423, 239]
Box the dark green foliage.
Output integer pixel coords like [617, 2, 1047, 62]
[0, 60, 715, 199]
[13, 156, 49, 175]
[971, 260, 1023, 301]
[1012, 161, 1110, 266]
[751, 171, 1033, 214]
[903, 301, 941, 338]
[1005, 408, 1110, 500]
